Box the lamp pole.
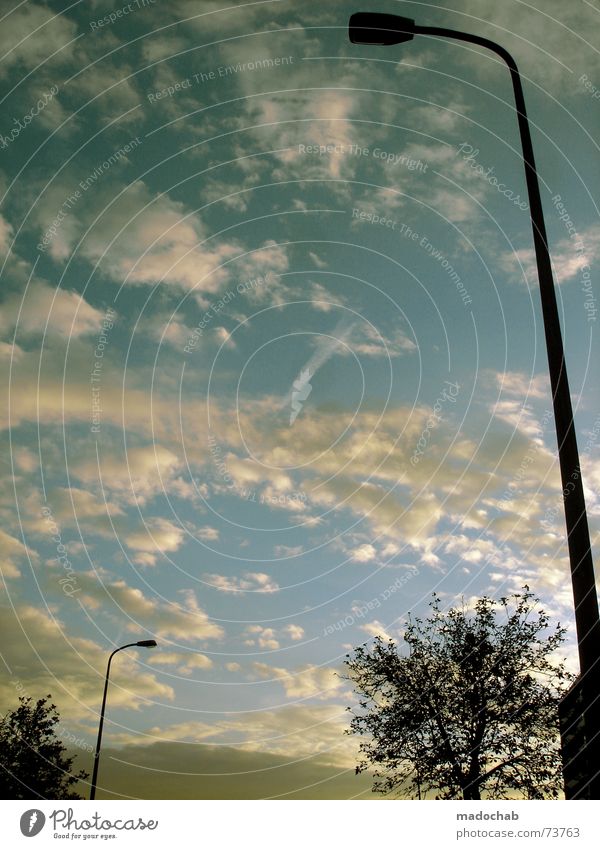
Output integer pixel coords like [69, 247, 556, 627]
[89, 639, 157, 801]
[349, 12, 600, 798]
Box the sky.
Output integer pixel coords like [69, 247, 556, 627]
[1, 0, 599, 800]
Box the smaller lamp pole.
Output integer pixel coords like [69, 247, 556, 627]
[89, 639, 157, 801]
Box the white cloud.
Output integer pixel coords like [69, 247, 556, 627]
[0, 4, 77, 74]
[71, 444, 182, 506]
[359, 620, 394, 642]
[243, 625, 280, 650]
[282, 624, 305, 641]
[347, 323, 416, 358]
[273, 545, 304, 557]
[0, 280, 106, 339]
[0, 603, 174, 721]
[309, 252, 328, 269]
[502, 226, 600, 286]
[123, 517, 186, 563]
[0, 529, 34, 579]
[491, 370, 551, 401]
[351, 544, 377, 563]
[449, 0, 600, 92]
[110, 703, 359, 767]
[241, 622, 306, 648]
[30, 176, 292, 300]
[0, 214, 14, 253]
[204, 572, 279, 593]
[75, 573, 224, 642]
[196, 526, 219, 541]
[148, 650, 213, 675]
[32, 179, 239, 292]
[48, 486, 125, 521]
[252, 662, 343, 702]
[443, 534, 504, 565]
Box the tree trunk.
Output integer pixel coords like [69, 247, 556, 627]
[462, 782, 481, 800]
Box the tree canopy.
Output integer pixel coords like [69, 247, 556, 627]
[0, 694, 88, 799]
[345, 588, 571, 799]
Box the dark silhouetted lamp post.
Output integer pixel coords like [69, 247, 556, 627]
[349, 11, 600, 799]
[89, 639, 157, 800]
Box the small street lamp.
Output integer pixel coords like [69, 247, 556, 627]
[89, 639, 157, 800]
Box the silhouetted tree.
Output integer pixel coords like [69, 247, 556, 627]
[345, 588, 571, 799]
[0, 695, 88, 799]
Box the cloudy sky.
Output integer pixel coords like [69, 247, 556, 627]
[1, 0, 599, 799]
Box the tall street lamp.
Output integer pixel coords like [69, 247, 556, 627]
[349, 11, 600, 798]
[89, 639, 157, 801]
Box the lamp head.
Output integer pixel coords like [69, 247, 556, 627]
[136, 640, 157, 648]
[349, 12, 415, 46]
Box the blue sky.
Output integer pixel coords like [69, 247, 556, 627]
[1, 0, 599, 799]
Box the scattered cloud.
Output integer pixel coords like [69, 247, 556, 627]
[350, 544, 377, 564]
[204, 572, 279, 593]
[148, 651, 213, 675]
[243, 626, 280, 650]
[0, 529, 34, 579]
[74, 573, 224, 643]
[359, 620, 394, 642]
[252, 662, 343, 702]
[0, 281, 106, 339]
[502, 226, 600, 286]
[0, 603, 174, 721]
